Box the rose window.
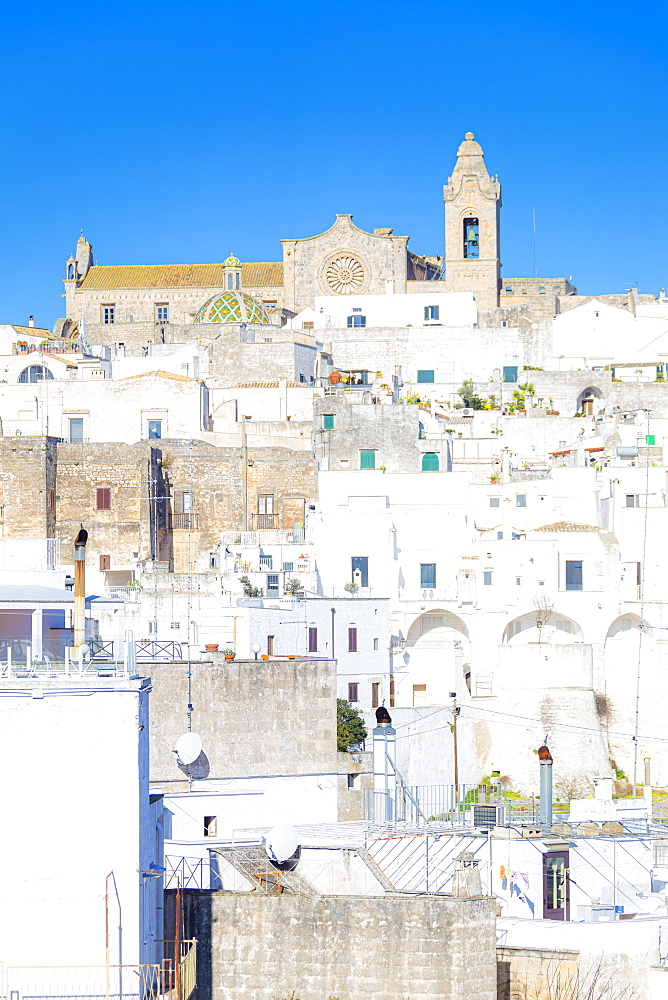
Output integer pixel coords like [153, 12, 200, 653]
[325, 254, 366, 294]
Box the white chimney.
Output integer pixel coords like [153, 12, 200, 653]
[28, 316, 35, 328]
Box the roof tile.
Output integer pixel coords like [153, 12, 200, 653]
[77, 262, 283, 290]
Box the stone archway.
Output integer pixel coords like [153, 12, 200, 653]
[503, 610, 584, 644]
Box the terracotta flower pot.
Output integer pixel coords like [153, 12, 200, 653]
[224, 653, 235, 661]
[205, 643, 219, 652]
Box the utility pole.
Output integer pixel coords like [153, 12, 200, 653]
[450, 691, 459, 804]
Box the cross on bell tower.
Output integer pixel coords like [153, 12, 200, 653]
[443, 132, 501, 309]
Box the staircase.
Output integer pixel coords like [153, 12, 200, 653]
[356, 847, 397, 892]
[220, 846, 315, 894]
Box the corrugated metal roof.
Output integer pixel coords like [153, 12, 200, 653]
[77, 262, 283, 290]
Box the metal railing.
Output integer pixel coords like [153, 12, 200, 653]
[165, 855, 213, 890]
[253, 513, 277, 529]
[173, 513, 199, 529]
[107, 585, 142, 601]
[2, 963, 163, 1000]
[89, 639, 115, 659]
[363, 783, 572, 827]
[136, 639, 182, 660]
[221, 528, 306, 545]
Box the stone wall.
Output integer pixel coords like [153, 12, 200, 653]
[171, 890, 496, 1000]
[0, 436, 58, 539]
[497, 945, 579, 1000]
[314, 394, 450, 473]
[53, 439, 317, 575]
[146, 655, 337, 785]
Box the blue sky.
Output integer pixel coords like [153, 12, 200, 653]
[1, 0, 667, 327]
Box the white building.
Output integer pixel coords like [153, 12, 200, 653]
[0, 674, 162, 970]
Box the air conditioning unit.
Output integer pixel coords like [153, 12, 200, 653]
[462, 407, 474, 417]
[473, 804, 505, 828]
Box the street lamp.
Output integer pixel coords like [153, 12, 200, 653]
[251, 642, 261, 661]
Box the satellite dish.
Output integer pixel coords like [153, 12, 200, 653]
[173, 732, 202, 765]
[264, 824, 299, 863]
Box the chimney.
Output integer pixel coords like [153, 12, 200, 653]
[451, 851, 483, 898]
[538, 743, 553, 828]
[73, 526, 88, 649]
[28, 316, 35, 328]
[373, 706, 396, 824]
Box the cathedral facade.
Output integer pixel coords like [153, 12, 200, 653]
[62, 133, 507, 347]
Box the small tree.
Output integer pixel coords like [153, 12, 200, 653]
[344, 581, 359, 596]
[337, 699, 368, 751]
[533, 593, 556, 644]
[284, 578, 301, 595]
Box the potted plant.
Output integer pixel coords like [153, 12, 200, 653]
[222, 647, 235, 661]
[205, 643, 219, 652]
[344, 581, 359, 596]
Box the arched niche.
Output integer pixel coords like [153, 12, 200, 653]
[503, 610, 584, 644]
[406, 610, 469, 648]
[576, 385, 604, 415]
[606, 614, 652, 640]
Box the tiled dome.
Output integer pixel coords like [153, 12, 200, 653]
[194, 291, 270, 325]
[223, 252, 241, 267]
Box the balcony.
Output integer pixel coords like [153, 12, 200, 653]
[221, 527, 306, 546]
[173, 512, 200, 529]
[253, 513, 277, 529]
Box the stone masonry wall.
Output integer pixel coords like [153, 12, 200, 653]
[0, 436, 58, 539]
[147, 655, 337, 784]
[174, 891, 497, 1000]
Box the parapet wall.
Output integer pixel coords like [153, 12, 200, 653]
[173, 890, 497, 1000]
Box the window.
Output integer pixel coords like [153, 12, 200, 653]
[497, 531, 503, 539]
[516, 494, 527, 508]
[323, 414, 335, 430]
[626, 494, 640, 508]
[463, 217, 479, 258]
[372, 682, 380, 709]
[413, 683, 427, 706]
[373, 637, 379, 650]
[503, 366, 518, 383]
[565, 560, 583, 591]
[417, 370, 435, 383]
[174, 490, 193, 513]
[259, 555, 273, 569]
[156, 305, 169, 322]
[646, 434, 656, 445]
[483, 571, 493, 586]
[204, 816, 217, 837]
[258, 495, 274, 514]
[516, 577, 522, 586]
[348, 682, 359, 702]
[347, 315, 366, 328]
[489, 497, 500, 508]
[360, 450, 376, 470]
[348, 627, 358, 653]
[267, 635, 275, 655]
[226, 273, 240, 290]
[422, 452, 439, 471]
[282, 561, 294, 573]
[99, 554, 110, 571]
[308, 627, 318, 652]
[49, 489, 55, 512]
[543, 851, 569, 920]
[351, 556, 368, 588]
[266, 574, 279, 595]
[147, 419, 162, 439]
[420, 563, 436, 589]
[102, 305, 115, 324]
[18, 365, 53, 384]
[302, 321, 314, 330]
[96, 488, 111, 510]
[423, 306, 440, 321]
[347, 773, 357, 788]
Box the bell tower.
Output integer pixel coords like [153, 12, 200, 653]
[443, 132, 501, 309]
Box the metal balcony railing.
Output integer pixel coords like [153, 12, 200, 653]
[253, 513, 277, 529]
[173, 512, 199, 529]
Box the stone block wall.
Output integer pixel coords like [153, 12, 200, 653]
[146, 655, 337, 784]
[172, 890, 496, 1000]
[0, 436, 58, 539]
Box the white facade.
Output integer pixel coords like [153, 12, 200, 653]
[0, 676, 161, 968]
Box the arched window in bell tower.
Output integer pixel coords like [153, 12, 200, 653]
[223, 253, 242, 291]
[463, 217, 479, 259]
